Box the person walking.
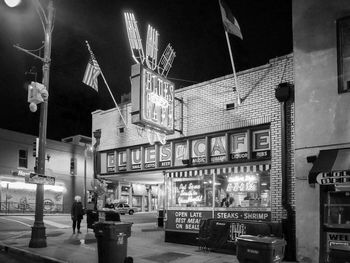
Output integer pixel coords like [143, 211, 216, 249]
[71, 195, 84, 234]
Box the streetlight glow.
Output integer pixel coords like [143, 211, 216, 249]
[4, 0, 21, 8]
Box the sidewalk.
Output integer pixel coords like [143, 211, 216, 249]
[0, 221, 294, 263]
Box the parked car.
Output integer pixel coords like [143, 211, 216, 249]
[114, 203, 140, 215]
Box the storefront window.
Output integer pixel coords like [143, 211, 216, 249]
[215, 170, 270, 208]
[168, 175, 215, 207]
[167, 169, 271, 209]
[324, 191, 350, 227]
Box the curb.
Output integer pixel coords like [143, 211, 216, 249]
[0, 242, 67, 263]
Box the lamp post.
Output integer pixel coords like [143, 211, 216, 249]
[29, 0, 54, 248]
[5, 0, 54, 248]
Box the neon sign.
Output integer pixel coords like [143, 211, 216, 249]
[226, 174, 259, 192]
[126, 11, 176, 134]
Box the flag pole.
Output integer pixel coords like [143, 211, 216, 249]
[224, 31, 241, 105]
[85, 41, 127, 126]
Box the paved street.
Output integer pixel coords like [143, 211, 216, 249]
[0, 212, 158, 241]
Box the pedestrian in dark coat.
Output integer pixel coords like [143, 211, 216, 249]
[71, 195, 84, 234]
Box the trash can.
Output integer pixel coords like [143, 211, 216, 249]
[158, 209, 164, 227]
[105, 210, 121, 222]
[329, 245, 350, 263]
[236, 235, 286, 263]
[86, 209, 99, 229]
[94, 221, 133, 263]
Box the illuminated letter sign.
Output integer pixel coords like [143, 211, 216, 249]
[131, 64, 174, 134]
[174, 142, 188, 166]
[118, 151, 127, 171]
[191, 138, 206, 164]
[230, 133, 248, 161]
[144, 146, 156, 169]
[210, 136, 227, 162]
[107, 152, 115, 172]
[131, 148, 141, 170]
[252, 130, 271, 159]
[159, 144, 172, 167]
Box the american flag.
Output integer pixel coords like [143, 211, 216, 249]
[82, 51, 101, 92]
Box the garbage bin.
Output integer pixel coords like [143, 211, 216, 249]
[236, 235, 286, 263]
[158, 209, 164, 227]
[94, 221, 133, 263]
[86, 209, 99, 229]
[329, 245, 350, 263]
[105, 210, 121, 222]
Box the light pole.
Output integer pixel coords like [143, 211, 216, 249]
[29, 0, 54, 248]
[5, 0, 54, 248]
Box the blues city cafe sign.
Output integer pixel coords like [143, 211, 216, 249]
[124, 12, 176, 134]
[108, 128, 270, 173]
[130, 64, 175, 134]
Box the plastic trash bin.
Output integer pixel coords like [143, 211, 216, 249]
[86, 209, 99, 229]
[93, 221, 133, 263]
[329, 245, 350, 263]
[236, 235, 286, 263]
[158, 209, 164, 227]
[105, 210, 121, 222]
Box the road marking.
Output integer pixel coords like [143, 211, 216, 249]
[0, 217, 31, 227]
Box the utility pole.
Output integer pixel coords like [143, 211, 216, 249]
[26, 0, 54, 248]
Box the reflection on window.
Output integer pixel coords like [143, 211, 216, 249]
[167, 170, 271, 208]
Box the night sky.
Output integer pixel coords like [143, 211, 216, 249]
[0, 0, 292, 141]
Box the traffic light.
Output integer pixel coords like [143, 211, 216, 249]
[27, 81, 49, 112]
[33, 137, 39, 157]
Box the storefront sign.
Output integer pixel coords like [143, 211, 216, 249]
[131, 148, 141, 170]
[131, 64, 175, 134]
[226, 174, 259, 192]
[110, 127, 270, 174]
[159, 144, 171, 167]
[107, 152, 115, 172]
[252, 130, 271, 160]
[166, 210, 212, 232]
[176, 180, 203, 205]
[118, 151, 127, 171]
[144, 146, 156, 169]
[230, 133, 248, 161]
[327, 232, 350, 252]
[191, 138, 207, 164]
[316, 173, 350, 185]
[210, 136, 227, 162]
[174, 142, 188, 166]
[214, 211, 271, 221]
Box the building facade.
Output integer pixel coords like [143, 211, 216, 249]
[0, 129, 93, 214]
[92, 54, 295, 257]
[293, 1, 350, 262]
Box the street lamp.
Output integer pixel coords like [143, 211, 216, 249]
[4, 0, 54, 248]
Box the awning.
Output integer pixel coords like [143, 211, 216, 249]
[166, 164, 271, 178]
[308, 148, 350, 184]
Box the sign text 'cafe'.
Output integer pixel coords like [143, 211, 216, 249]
[105, 128, 271, 173]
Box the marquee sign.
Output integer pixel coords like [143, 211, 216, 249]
[125, 12, 176, 135]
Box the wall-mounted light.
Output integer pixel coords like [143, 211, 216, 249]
[46, 154, 51, 162]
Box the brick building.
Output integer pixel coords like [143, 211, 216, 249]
[92, 54, 295, 256]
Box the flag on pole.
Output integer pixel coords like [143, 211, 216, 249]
[219, 0, 243, 39]
[82, 50, 101, 92]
